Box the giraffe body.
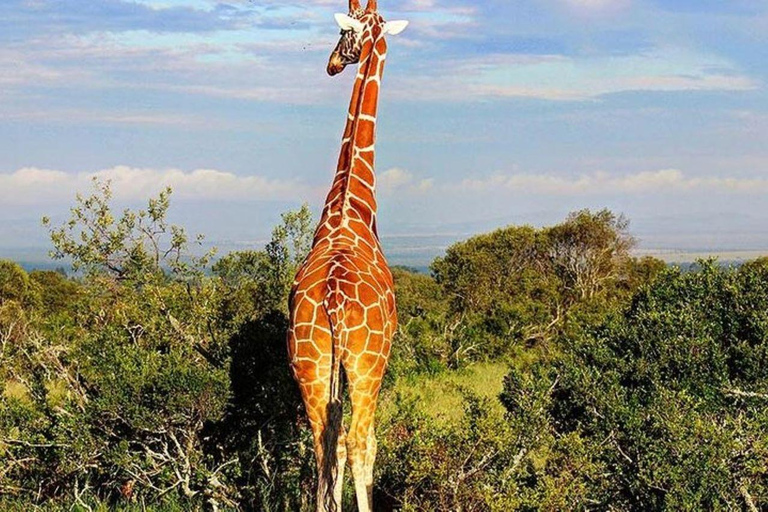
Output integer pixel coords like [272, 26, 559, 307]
[287, 3, 407, 511]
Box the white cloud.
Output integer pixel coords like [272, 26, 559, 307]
[562, 0, 630, 11]
[3, 165, 765, 207]
[567, 0, 612, 6]
[0, 166, 310, 205]
[402, 0, 438, 9]
[0, 48, 85, 87]
[378, 168, 434, 194]
[392, 48, 759, 102]
[453, 169, 768, 195]
[0, 27, 340, 114]
[3, 109, 201, 126]
[378, 168, 412, 190]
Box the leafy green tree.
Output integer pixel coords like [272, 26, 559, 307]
[432, 209, 651, 358]
[432, 225, 542, 316]
[543, 209, 635, 303]
[0, 260, 40, 309]
[387, 268, 454, 376]
[212, 204, 317, 511]
[501, 260, 768, 510]
[214, 204, 313, 324]
[43, 178, 213, 283]
[29, 270, 81, 316]
[0, 261, 40, 347]
[2, 181, 236, 509]
[391, 267, 447, 321]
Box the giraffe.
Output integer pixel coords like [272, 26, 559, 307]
[287, 1, 408, 511]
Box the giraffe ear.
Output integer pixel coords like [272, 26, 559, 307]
[382, 20, 409, 36]
[335, 13, 364, 33]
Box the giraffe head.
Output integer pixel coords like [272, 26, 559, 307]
[327, 0, 409, 76]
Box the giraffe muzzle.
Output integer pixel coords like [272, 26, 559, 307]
[327, 55, 346, 76]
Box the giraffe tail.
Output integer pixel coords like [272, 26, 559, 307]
[321, 291, 345, 512]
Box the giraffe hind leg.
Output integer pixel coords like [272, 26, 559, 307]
[298, 377, 347, 512]
[321, 293, 350, 512]
[290, 328, 345, 511]
[345, 378, 380, 512]
[296, 376, 344, 512]
[342, 339, 387, 512]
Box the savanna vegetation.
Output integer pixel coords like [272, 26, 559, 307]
[1, 180, 766, 511]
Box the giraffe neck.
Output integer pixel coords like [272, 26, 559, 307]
[316, 32, 387, 246]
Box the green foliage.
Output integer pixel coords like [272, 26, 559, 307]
[43, 178, 214, 282]
[0, 260, 41, 310]
[377, 391, 523, 511]
[29, 270, 81, 315]
[3, 190, 765, 512]
[388, 267, 454, 376]
[0, 261, 40, 346]
[432, 223, 544, 317]
[543, 209, 634, 303]
[223, 311, 314, 511]
[2, 184, 234, 509]
[428, 209, 659, 368]
[499, 261, 768, 510]
[213, 204, 313, 323]
[212, 203, 316, 511]
[391, 266, 447, 321]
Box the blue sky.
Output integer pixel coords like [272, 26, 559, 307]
[2, 0, 768, 264]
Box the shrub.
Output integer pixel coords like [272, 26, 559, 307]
[500, 261, 768, 510]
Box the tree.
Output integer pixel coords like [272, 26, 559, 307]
[391, 267, 447, 321]
[432, 209, 648, 351]
[211, 204, 317, 510]
[388, 267, 454, 375]
[543, 209, 635, 303]
[1, 181, 235, 509]
[432, 225, 541, 316]
[0, 261, 39, 348]
[213, 203, 314, 324]
[43, 178, 213, 282]
[29, 270, 81, 315]
[0, 260, 40, 309]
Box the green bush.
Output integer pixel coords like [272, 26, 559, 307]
[29, 270, 81, 315]
[0, 183, 316, 510]
[500, 261, 768, 510]
[432, 210, 662, 358]
[0, 260, 41, 310]
[377, 391, 523, 511]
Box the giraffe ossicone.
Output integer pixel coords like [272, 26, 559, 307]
[334, 12, 408, 35]
[287, 2, 408, 512]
